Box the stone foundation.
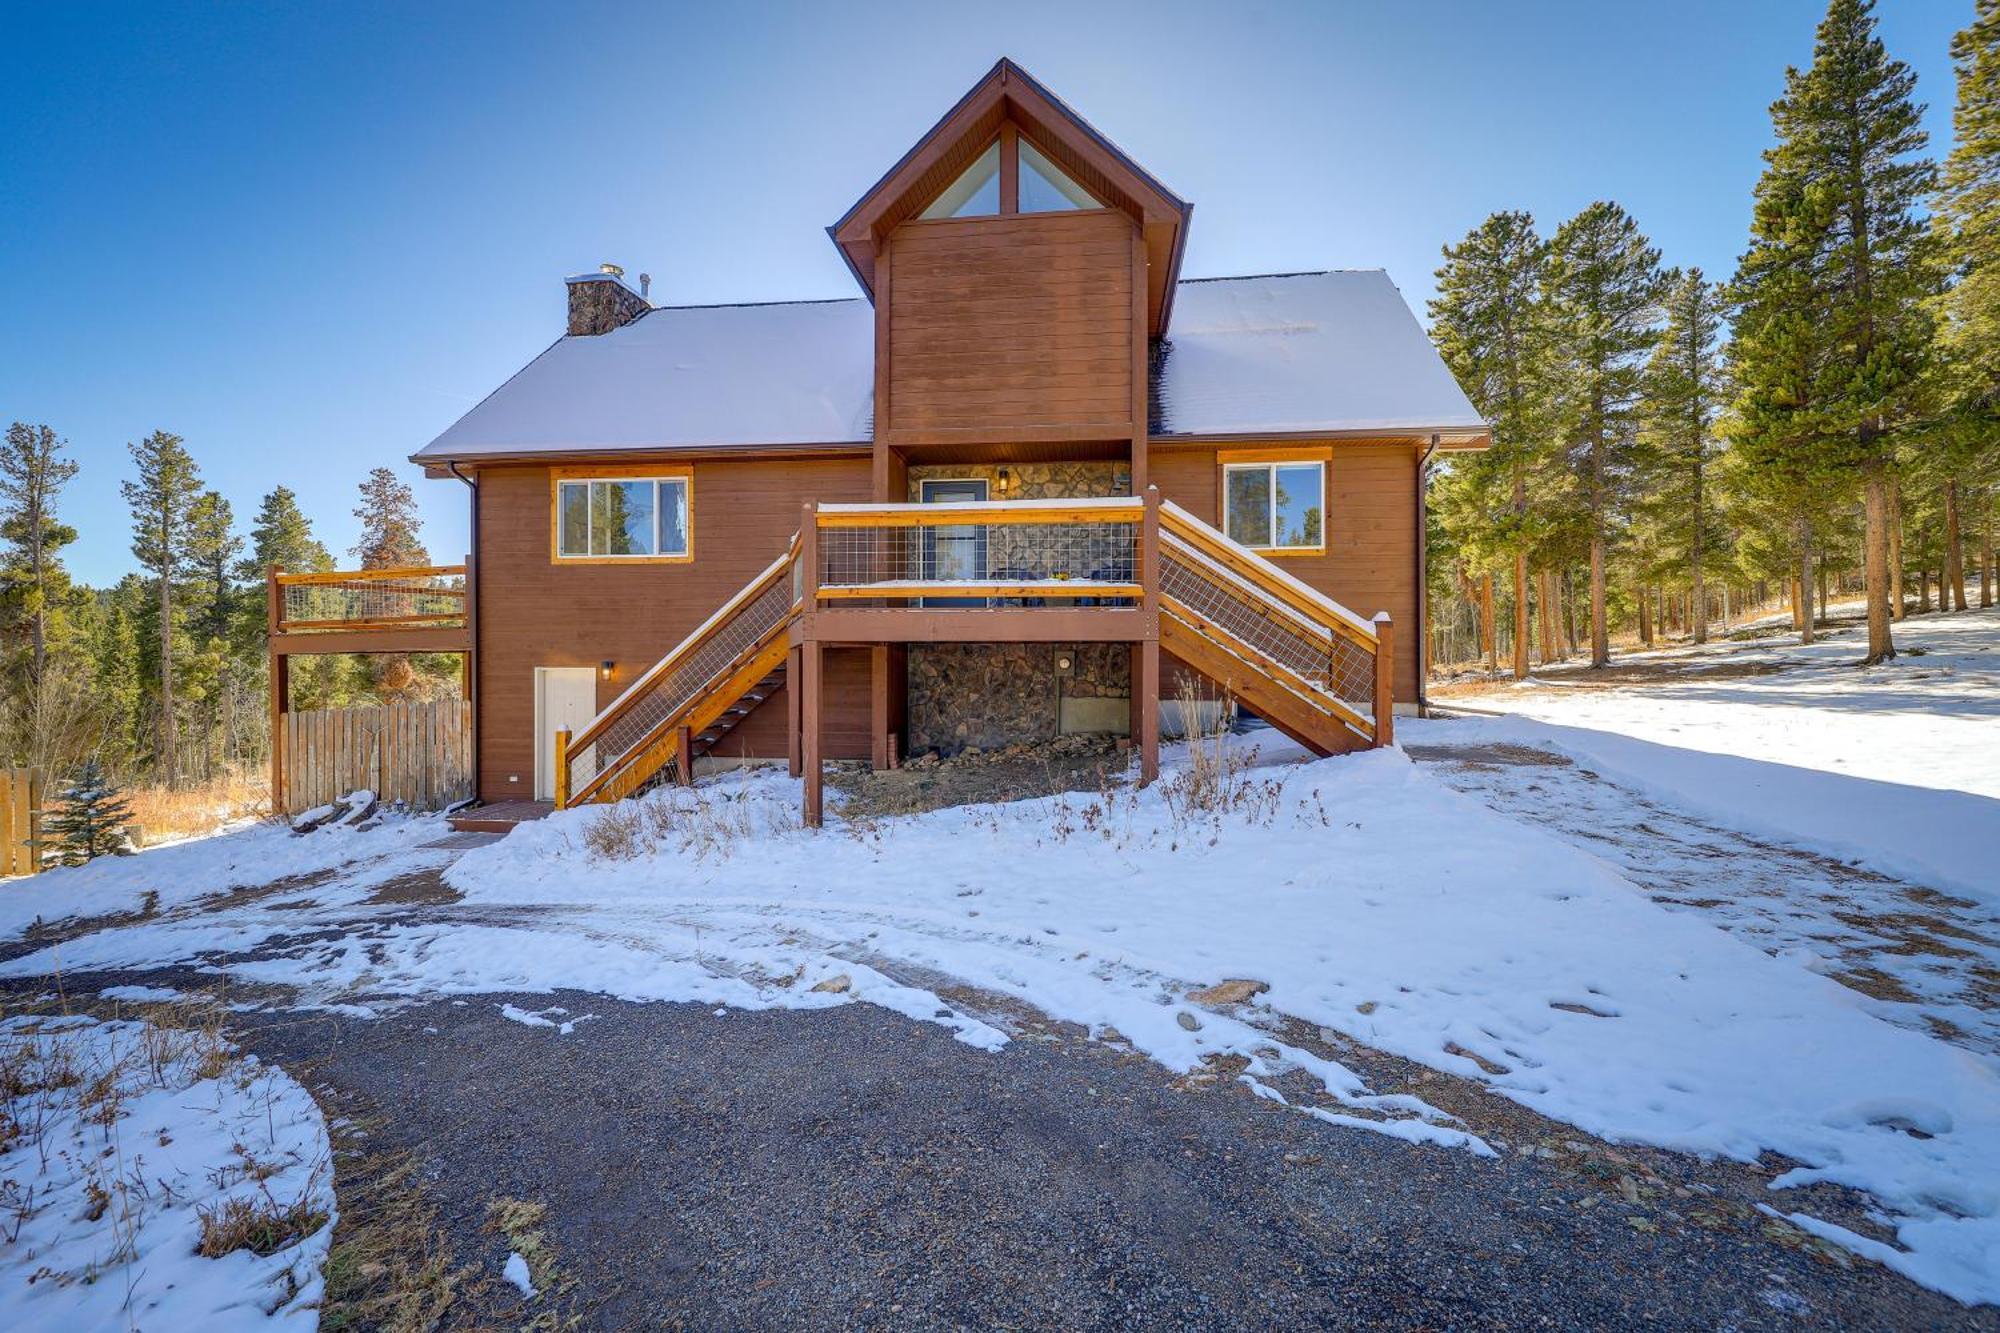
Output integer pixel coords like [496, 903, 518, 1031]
[907, 643, 1131, 756]
[901, 462, 1137, 755]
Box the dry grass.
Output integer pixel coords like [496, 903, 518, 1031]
[579, 773, 799, 863]
[197, 1192, 330, 1258]
[124, 770, 271, 844]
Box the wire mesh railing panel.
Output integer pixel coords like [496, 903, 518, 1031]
[817, 521, 1139, 602]
[1159, 538, 1376, 713]
[575, 572, 796, 785]
[280, 573, 466, 629]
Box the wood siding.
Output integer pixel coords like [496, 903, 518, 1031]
[884, 210, 1136, 438]
[1150, 441, 1422, 703]
[472, 457, 874, 798]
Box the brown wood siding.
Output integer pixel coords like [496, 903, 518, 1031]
[885, 210, 1136, 437]
[472, 457, 874, 798]
[1150, 441, 1421, 704]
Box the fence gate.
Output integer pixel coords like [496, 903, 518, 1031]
[281, 699, 472, 815]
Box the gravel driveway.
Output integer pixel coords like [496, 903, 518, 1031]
[8, 968, 1984, 1330]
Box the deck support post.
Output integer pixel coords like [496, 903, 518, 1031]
[676, 725, 694, 786]
[870, 645, 891, 771]
[1137, 640, 1159, 784]
[799, 501, 823, 827]
[1137, 486, 1161, 785]
[267, 565, 287, 814]
[801, 640, 824, 829]
[554, 729, 571, 809]
[1371, 613, 1394, 748]
[786, 645, 802, 779]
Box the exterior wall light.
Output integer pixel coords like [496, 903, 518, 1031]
[600, 660, 615, 681]
[997, 468, 1013, 495]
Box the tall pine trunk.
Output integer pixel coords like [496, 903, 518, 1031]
[1982, 495, 1994, 609]
[1943, 479, 1967, 613]
[1637, 583, 1653, 648]
[1888, 476, 1906, 620]
[1481, 573, 1498, 675]
[1588, 528, 1609, 667]
[1512, 553, 1529, 680]
[1861, 469, 1895, 662]
[157, 574, 177, 785]
[1797, 516, 1816, 646]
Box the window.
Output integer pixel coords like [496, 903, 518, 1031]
[554, 474, 690, 561]
[1222, 461, 1324, 552]
[1018, 139, 1095, 212]
[915, 131, 1101, 220]
[919, 142, 1000, 219]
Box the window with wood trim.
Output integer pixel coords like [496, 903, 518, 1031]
[553, 472, 691, 561]
[916, 127, 1102, 220]
[1222, 460, 1325, 553]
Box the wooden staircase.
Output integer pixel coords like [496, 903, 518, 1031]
[552, 494, 1392, 812]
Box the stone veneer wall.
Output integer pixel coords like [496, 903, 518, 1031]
[565, 275, 650, 337]
[903, 461, 1135, 756]
[904, 461, 1129, 502]
[906, 643, 1131, 755]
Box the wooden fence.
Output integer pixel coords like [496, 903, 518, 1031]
[281, 699, 472, 815]
[0, 768, 43, 877]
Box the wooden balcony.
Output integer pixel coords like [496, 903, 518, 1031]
[801, 497, 1149, 643]
[266, 563, 472, 656]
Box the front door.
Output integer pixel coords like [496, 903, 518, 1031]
[920, 478, 988, 607]
[535, 667, 599, 800]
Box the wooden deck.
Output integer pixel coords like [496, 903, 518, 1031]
[447, 800, 555, 834]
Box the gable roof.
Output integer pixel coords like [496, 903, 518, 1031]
[827, 59, 1192, 335]
[413, 271, 1486, 465]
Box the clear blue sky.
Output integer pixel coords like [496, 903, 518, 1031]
[0, 0, 1968, 586]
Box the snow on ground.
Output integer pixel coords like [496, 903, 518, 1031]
[1406, 731, 2000, 1061]
[0, 1013, 334, 1329]
[0, 811, 453, 942]
[6, 738, 2000, 1301]
[1432, 606, 2000, 899]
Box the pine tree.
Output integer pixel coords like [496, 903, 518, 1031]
[351, 467, 429, 569]
[1429, 211, 1555, 679]
[0, 423, 80, 685]
[1546, 201, 1666, 667]
[1734, 0, 1935, 663]
[1640, 270, 1729, 643]
[42, 757, 133, 865]
[121, 431, 205, 785]
[242, 485, 332, 580]
[1936, 0, 2000, 410]
[351, 468, 431, 700]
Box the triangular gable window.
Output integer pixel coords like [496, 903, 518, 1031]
[1019, 138, 1097, 212]
[919, 142, 1000, 219]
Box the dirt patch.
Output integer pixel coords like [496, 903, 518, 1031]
[831, 734, 1130, 819]
[364, 870, 462, 908]
[1403, 742, 1573, 769]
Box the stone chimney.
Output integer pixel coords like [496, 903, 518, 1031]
[565, 263, 650, 336]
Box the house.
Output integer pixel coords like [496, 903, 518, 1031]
[268, 60, 1487, 827]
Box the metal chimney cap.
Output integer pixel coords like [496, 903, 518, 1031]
[599, 262, 625, 278]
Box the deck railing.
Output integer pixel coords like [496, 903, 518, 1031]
[273, 565, 468, 633]
[554, 491, 1396, 811]
[558, 542, 800, 807]
[812, 497, 1143, 604]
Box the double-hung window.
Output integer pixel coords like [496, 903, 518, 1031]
[554, 472, 691, 561]
[1222, 459, 1325, 553]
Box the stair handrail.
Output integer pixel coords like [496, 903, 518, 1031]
[1158, 500, 1378, 649]
[559, 537, 800, 805]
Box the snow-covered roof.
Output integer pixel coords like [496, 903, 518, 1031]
[414, 271, 1483, 463]
[1150, 272, 1486, 438]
